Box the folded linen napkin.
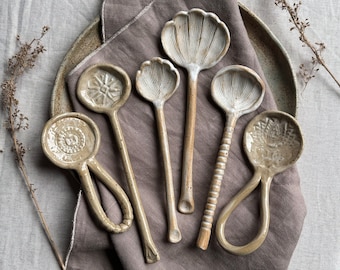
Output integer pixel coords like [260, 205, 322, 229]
[65, 0, 306, 269]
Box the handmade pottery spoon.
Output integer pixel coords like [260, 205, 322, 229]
[197, 65, 265, 250]
[41, 112, 133, 233]
[215, 110, 303, 255]
[77, 64, 159, 263]
[161, 8, 231, 214]
[136, 57, 182, 243]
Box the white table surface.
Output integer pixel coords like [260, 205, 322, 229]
[1, 1, 339, 269]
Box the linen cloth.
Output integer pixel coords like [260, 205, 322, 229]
[64, 0, 306, 269]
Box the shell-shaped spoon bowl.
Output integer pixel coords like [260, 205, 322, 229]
[136, 57, 180, 106]
[244, 110, 303, 174]
[161, 8, 230, 71]
[211, 65, 265, 117]
[77, 64, 131, 114]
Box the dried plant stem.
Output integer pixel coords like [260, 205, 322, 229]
[9, 104, 65, 270]
[293, 12, 340, 88]
[275, 0, 340, 89]
[1, 27, 65, 270]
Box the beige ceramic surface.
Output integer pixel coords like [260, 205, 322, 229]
[136, 57, 182, 243]
[50, 4, 297, 117]
[49, 1, 298, 260]
[196, 65, 265, 250]
[215, 110, 303, 255]
[41, 112, 133, 233]
[161, 8, 231, 214]
[77, 64, 160, 263]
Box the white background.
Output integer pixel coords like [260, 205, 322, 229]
[0, 1, 339, 269]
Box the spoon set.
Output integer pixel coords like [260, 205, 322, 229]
[42, 8, 304, 262]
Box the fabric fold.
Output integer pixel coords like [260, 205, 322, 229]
[65, 0, 306, 269]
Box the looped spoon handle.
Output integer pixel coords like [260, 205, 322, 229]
[79, 159, 133, 233]
[215, 170, 272, 255]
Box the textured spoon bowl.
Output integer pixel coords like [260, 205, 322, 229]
[136, 57, 179, 106]
[42, 112, 99, 169]
[215, 111, 303, 255]
[161, 8, 230, 70]
[136, 57, 182, 243]
[42, 112, 134, 234]
[197, 65, 265, 250]
[211, 65, 265, 117]
[77, 64, 131, 114]
[161, 8, 231, 214]
[244, 110, 304, 173]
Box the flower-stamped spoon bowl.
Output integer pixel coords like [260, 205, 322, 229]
[161, 8, 231, 214]
[197, 65, 265, 250]
[41, 112, 133, 233]
[216, 111, 304, 255]
[136, 57, 182, 243]
[77, 64, 159, 263]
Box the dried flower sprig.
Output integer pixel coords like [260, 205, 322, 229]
[275, 0, 340, 90]
[1, 26, 65, 270]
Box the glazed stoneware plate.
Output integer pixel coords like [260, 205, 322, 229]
[50, 3, 297, 117]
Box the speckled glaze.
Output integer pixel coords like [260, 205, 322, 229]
[136, 57, 182, 243]
[197, 65, 265, 250]
[161, 8, 231, 214]
[215, 110, 303, 255]
[77, 64, 160, 263]
[77, 64, 130, 114]
[41, 112, 133, 233]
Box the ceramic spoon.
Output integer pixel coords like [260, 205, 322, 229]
[136, 57, 181, 243]
[215, 111, 304, 255]
[77, 64, 159, 263]
[197, 65, 265, 250]
[161, 8, 231, 214]
[41, 112, 133, 233]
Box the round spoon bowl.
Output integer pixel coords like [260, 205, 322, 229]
[244, 110, 304, 174]
[215, 111, 304, 255]
[211, 65, 265, 117]
[197, 65, 265, 250]
[77, 64, 131, 114]
[42, 112, 100, 170]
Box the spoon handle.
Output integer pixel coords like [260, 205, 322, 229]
[196, 116, 236, 250]
[178, 70, 199, 214]
[110, 111, 160, 263]
[215, 170, 271, 255]
[155, 106, 182, 243]
[78, 160, 133, 233]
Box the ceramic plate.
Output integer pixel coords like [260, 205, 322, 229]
[51, 3, 297, 116]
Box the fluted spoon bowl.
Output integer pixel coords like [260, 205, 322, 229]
[136, 57, 182, 243]
[161, 8, 231, 214]
[197, 65, 265, 250]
